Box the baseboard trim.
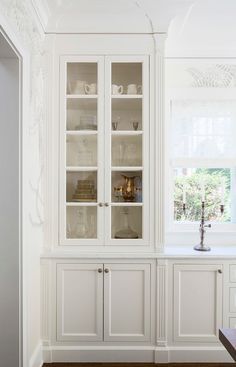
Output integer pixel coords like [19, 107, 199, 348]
[43, 346, 155, 363]
[42, 345, 234, 363]
[29, 342, 43, 367]
[154, 346, 234, 363]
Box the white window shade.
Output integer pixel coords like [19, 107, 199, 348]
[171, 100, 236, 159]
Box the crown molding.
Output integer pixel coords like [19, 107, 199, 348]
[31, 0, 50, 32]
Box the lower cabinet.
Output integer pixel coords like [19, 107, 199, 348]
[56, 262, 151, 342]
[173, 263, 223, 343]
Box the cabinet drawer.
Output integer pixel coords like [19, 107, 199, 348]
[230, 288, 236, 313]
[230, 265, 236, 282]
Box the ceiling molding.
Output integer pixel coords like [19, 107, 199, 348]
[31, 0, 51, 31]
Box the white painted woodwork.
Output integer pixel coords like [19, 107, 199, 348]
[230, 265, 236, 282]
[229, 317, 236, 329]
[56, 263, 103, 341]
[103, 263, 151, 341]
[0, 37, 20, 367]
[154, 33, 166, 252]
[229, 288, 236, 313]
[59, 54, 150, 247]
[60, 55, 105, 246]
[156, 260, 167, 346]
[173, 264, 223, 342]
[104, 55, 149, 246]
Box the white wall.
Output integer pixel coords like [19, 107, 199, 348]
[166, 0, 236, 57]
[0, 1, 45, 366]
[0, 55, 19, 367]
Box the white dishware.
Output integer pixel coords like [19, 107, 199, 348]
[85, 83, 97, 95]
[68, 80, 87, 94]
[127, 84, 142, 95]
[112, 84, 124, 95]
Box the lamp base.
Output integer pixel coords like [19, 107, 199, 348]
[194, 244, 211, 252]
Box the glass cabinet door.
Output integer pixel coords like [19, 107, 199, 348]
[60, 56, 104, 244]
[106, 57, 149, 244]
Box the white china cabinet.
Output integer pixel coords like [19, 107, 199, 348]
[59, 55, 150, 247]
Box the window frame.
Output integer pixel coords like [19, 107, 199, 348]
[165, 87, 236, 244]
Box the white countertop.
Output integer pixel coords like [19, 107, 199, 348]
[41, 245, 236, 259]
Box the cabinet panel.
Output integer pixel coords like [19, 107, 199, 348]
[229, 317, 236, 329]
[230, 265, 236, 282]
[173, 264, 223, 342]
[56, 263, 103, 341]
[104, 263, 151, 341]
[229, 287, 236, 313]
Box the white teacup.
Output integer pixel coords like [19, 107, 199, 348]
[68, 80, 87, 94]
[127, 84, 142, 95]
[112, 84, 124, 95]
[85, 83, 97, 95]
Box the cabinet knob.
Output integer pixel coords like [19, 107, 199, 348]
[98, 203, 103, 207]
[104, 268, 109, 273]
[104, 202, 109, 207]
[98, 268, 103, 273]
[218, 269, 222, 274]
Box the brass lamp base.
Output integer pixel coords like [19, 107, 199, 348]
[194, 244, 211, 252]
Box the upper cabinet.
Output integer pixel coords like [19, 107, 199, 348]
[59, 55, 150, 247]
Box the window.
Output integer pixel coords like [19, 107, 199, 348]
[166, 61, 236, 243]
[169, 98, 236, 229]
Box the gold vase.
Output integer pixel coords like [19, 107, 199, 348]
[121, 174, 137, 202]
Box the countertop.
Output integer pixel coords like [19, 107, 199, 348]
[41, 245, 236, 259]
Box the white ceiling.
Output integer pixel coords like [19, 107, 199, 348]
[33, 0, 194, 34]
[166, 0, 236, 57]
[32, 0, 236, 56]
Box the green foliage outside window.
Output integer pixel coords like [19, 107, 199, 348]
[174, 168, 230, 222]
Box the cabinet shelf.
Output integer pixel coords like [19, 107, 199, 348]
[66, 130, 98, 135]
[67, 94, 98, 99]
[111, 202, 143, 206]
[111, 95, 142, 99]
[66, 167, 98, 171]
[111, 131, 143, 136]
[111, 166, 143, 171]
[66, 202, 98, 206]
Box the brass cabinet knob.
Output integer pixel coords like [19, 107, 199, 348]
[104, 268, 109, 273]
[218, 269, 222, 274]
[98, 268, 103, 273]
[104, 203, 109, 207]
[98, 203, 103, 207]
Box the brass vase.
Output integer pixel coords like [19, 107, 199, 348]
[121, 174, 137, 202]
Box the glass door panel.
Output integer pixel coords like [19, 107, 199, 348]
[67, 99, 97, 131]
[67, 62, 97, 95]
[111, 206, 142, 239]
[112, 63, 142, 95]
[111, 171, 142, 203]
[109, 60, 145, 242]
[66, 171, 97, 203]
[67, 134, 97, 167]
[61, 57, 103, 244]
[111, 99, 142, 131]
[112, 135, 142, 167]
[67, 206, 97, 239]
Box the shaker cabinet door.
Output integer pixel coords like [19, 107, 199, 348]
[173, 264, 223, 342]
[103, 263, 151, 341]
[56, 263, 103, 342]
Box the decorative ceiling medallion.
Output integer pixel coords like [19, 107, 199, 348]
[187, 64, 236, 87]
